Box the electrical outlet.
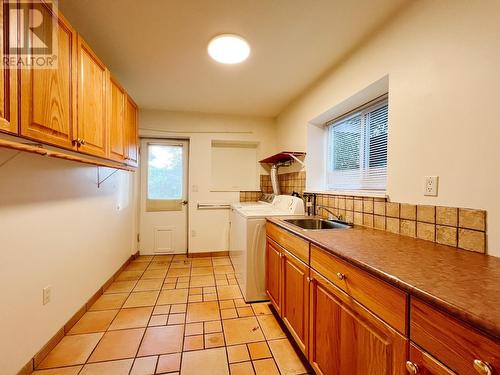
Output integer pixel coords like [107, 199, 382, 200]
[424, 176, 439, 196]
[191, 230, 197, 237]
[43, 286, 51, 305]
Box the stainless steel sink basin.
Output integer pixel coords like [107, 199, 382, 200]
[284, 218, 353, 230]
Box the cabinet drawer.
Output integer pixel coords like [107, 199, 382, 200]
[266, 222, 309, 263]
[310, 245, 407, 334]
[409, 343, 456, 375]
[411, 298, 500, 375]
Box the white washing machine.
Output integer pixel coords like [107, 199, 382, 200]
[229, 195, 305, 302]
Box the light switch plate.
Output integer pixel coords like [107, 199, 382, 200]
[424, 176, 439, 196]
[43, 286, 51, 305]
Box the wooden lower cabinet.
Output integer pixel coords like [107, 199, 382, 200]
[265, 239, 282, 315]
[282, 250, 309, 355]
[308, 270, 407, 375]
[407, 344, 456, 375]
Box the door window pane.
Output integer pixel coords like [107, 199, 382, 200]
[148, 144, 183, 200]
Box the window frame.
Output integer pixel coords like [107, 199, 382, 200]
[325, 95, 388, 192]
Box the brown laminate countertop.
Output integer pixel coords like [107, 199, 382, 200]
[267, 216, 500, 340]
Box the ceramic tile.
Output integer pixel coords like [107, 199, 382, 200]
[251, 303, 272, 316]
[157, 289, 189, 305]
[116, 270, 143, 281]
[230, 361, 255, 375]
[458, 228, 486, 253]
[227, 345, 250, 363]
[183, 335, 204, 351]
[223, 317, 265, 345]
[248, 342, 272, 360]
[148, 314, 168, 326]
[123, 290, 160, 308]
[436, 206, 458, 226]
[458, 208, 486, 231]
[168, 313, 186, 325]
[80, 359, 133, 375]
[32, 366, 82, 375]
[185, 322, 204, 336]
[68, 310, 118, 335]
[190, 275, 216, 287]
[104, 280, 136, 294]
[268, 338, 308, 375]
[205, 332, 225, 348]
[130, 356, 158, 375]
[180, 348, 229, 375]
[400, 203, 417, 220]
[108, 307, 153, 330]
[417, 222, 435, 242]
[153, 304, 171, 315]
[157, 352, 182, 373]
[204, 320, 222, 333]
[217, 285, 243, 300]
[191, 267, 214, 275]
[385, 202, 400, 218]
[138, 325, 184, 356]
[436, 225, 457, 247]
[88, 293, 128, 311]
[38, 333, 103, 368]
[252, 358, 280, 375]
[88, 328, 144, 362]
[417, 205, 435, 223]
[256, 315, 286, 340]
[186, 301, 220, 323]
[133, 279, 163, 292]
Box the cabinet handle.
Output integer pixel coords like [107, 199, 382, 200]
[80, 139, 86, 145]
[306, 277, 311, 283]
[473, 360, 493, 375]
[336, 272, 346, 280]
[405, 361, 419, 374]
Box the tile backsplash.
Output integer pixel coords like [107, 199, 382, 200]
[242, 171, 487, 254]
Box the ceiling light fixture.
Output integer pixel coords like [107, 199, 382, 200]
[208, 34, 250, 64]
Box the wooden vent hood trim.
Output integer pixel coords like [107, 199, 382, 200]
[0, 138, 136, 172]
[259, 151, 306, 164]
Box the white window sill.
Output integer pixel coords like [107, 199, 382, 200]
[304, 190, 388, 198]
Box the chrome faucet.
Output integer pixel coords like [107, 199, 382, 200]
[316, 205, 344, 221]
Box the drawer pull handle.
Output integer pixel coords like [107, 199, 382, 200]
[405, 361, 419, 374]
[473, 360, 492, 375]
[336, 272, 346, 280]
[306, 277, 311, 283]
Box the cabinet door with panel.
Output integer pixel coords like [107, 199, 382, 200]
[20, 8, 77, 149]
[406, 344, 456, 375]
[282, 250, 309, 355]
[0, 0, 18, 134]
[266, 238, 282, 315]
[124, 95, 138, 166]
[77, 37, 108, 157]
[108, 77, 125, 161]
[309, 270, 407, 375]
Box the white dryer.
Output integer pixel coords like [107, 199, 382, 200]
[229, 195, 304, 302]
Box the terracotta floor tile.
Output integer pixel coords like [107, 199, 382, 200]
[88, 293, 128, 311]
[219, 300, 235, 309]
[237, 307, 254, 317]
[157, 352, 182, 373]
[191, 259, 212, 267]
[68, 310, 118, 334]
[168, 313, 186, 325]
[153, 304, 171, 315]
[183, 335, 204, 351]
[185, 322, 204, 336]
[227, 345, 250, 363]
[167, 268, 191, 278]
[214, 265, 235, 274]
[189, 287, 203, 295]
[268, 338, 308, 375]
[130, 356, 158, 375]
[142, 269, 168, 279]
[247, 342, 271, 360]
[163, 283, 176, 290]
[205, 332, 225, 348]
[188, 294, 203, 303]
[138, 325, 184, 356]
[104, 280, 136, 294]
[126, 262, 149, 272]
[80, 359, 134, 375]
[216, 279, 229, 286]
[256, 315, 286, 340]
[191, 266, 214, 275]
[32, 366, 82, 375]
[148, 314, 168, 326]
[212, 258, 232, 266]
[204, 293, 218, 302]
[178, 276, 190, 283]
[186, 301, 220, 323]
[108, 307, 153, 330]
[180, 348, 229, 375]
[88, 328, 145, 362]
[252, 359, 280, 375]
[217, 285, 242, 300]
[204, 320, 222, 333]
[123, 291, 160, 308]
[171, 303, 187, 313]
[147, 261, 170, 269]
[221, 308, 238, 320]
[116, 270, 143, 281]
[176, 282, 190, 289]
[157, 289, 189, 305]
[230, 361, 255, 375]
[234, 299, 248, 308]
[204, 286, 217, 294]
[190, 275, 216, 287]
[223, 317, 265, 345]
[133, 279, 163, 292]
[38, 333, 103, 368]
[251, 303, 272, 316]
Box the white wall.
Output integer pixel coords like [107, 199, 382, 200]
[275, 0, 500, 257]
[0, 149, 138, 375]
[139, 110, 276, 253]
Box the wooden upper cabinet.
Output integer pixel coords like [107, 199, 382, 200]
[309, 270, 407, 375]
[0, 0, 18, 134]
[266, 239, 282, 315]
[20, 7, 77, 149]
[282, 250, 309, 356]
[108, 77, 126, 161]
[124, 95, 138, 166]
[77, 37, 108, 157]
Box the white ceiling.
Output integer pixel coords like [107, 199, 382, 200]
[59, 0, 408, 117]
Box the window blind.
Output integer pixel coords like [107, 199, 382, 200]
[326, 98, 388, 191]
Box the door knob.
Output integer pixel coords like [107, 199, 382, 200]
[336, 272, 346, 280]
[405, 361, 419, 374]
[473, 360, 493, 375]
[181, 200, 188, 205]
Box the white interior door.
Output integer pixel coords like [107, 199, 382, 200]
[140, 139, 189, 254]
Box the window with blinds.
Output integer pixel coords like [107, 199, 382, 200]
[326, 98, 388, 191]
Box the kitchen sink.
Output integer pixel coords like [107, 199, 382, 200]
[284, 218, 353, 230]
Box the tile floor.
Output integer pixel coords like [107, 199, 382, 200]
[32, 255, 312, 375]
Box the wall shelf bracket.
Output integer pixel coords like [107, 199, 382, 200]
[97, 167, 120, 188]
[0, 150, 22, 169]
